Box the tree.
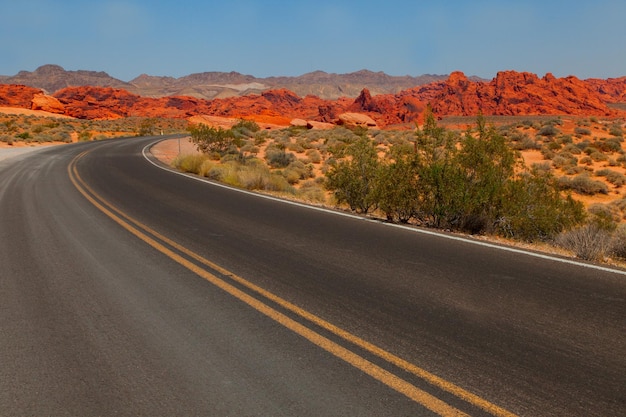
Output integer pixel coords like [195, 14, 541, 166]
[189, 123, 236, 155]
[413, 108, 463, 228]
[375, 146, 420, 223]
[498, 167, 586, 241]
[326, 137, 380, 213]
[452, 114, 517, 233]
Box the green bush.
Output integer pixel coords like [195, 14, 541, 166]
[498, 169, 586, 242]
[326, 136, 380, 213]
[189, 123, 238, 155]
[375, 148, 420, 223]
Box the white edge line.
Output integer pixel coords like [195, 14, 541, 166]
[142, 140, 626, 277]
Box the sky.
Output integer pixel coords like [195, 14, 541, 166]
[1, 0, 625, 81]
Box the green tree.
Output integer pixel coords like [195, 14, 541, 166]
[498, 167, 586, 241]
[452, 115, 517, 233]
[326, 136, 380, 213]
[413, 108, 463, 228]
[189, 123, 237, 155]
[376, 145, 421, 223]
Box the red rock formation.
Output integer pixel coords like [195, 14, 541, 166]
[430, 71, 613, 117]
[585, 76, 626, 103]
[1, 69, 623, 128]
[31, 93, 65, 114]
[0, 84, 43, 108]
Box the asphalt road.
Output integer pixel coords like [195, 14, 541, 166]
[1, 136, 624, 416]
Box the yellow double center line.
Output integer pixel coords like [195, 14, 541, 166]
[68, 150, 517, 417]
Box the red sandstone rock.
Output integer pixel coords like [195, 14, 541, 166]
[337, 112, 378, 128]
[0, 84, 43, 108]
[31, 93, 65, 114]
[1, 69, 623, 127]
[429, 71, 614, 117]
[585, 76, 626, 103]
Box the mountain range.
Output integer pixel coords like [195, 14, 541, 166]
[1, 65, 625, 128]
[0, 64, 458, 100]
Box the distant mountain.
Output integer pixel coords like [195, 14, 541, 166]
[1, 65, 456, 100]
[1, 64, 134, 94]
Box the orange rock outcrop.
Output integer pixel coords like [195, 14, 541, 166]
[1, 70, 624, 127]
[429, 71, 612, 117]
[31, 93, 65, 114]
[0, 84, 42, 108]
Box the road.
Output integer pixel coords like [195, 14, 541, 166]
[1, 136, 624, 416]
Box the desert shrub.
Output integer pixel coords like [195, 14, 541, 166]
[564, 166, 585, 175]
[595, 138, 622, 153]
[574, 127, 592, 136]
[264, 173, 294, 193]
[609, 225, 626, 259]
[172, 154, 208, 174]
[285, 141, 305, 153]
[546, 141, 562, 151]
[137, 118, 157, 136]
[517, 136, 541, 150]
[558, 174, 609, 195]
[583, 146, 598, 155]
[265, 145, 296, 168]
[558, 134, 573, 144]
[538, 125, 560, 137]
[532, 162, 552, 172]
[552, 154, 577, 169]
[541, 148, 555, 160]
[296, 180, 327, 203]
[579, 156, 593, 165]
[595, 169, 626, 187]
[590, 151, 608, 162]
[556, 223, 612, 261]
[237, 164, 272, 190]
[231, 119, 260, 138]
[562, 143, 582, 155]
[304, 149, 322, 164]
[588, 203, 620, 230]
[609, 125, 624, 137]
[54, 131, 72, 143]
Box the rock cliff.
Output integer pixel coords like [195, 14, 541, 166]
[1, 70, 624, 127]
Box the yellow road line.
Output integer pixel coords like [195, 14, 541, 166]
[68, 151, 517, 417]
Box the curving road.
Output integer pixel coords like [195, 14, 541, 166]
[1, 136, 624, 416]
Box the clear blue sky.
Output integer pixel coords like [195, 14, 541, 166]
[1, 0, 624, 81]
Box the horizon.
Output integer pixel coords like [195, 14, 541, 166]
[1, 1, 625, 81]
[5, 64, 623, 84]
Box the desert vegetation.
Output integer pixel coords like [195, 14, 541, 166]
[0, 113, 187, 145]
[178, 111, 626, 264]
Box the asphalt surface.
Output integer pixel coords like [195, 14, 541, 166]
[0, 136, 624, 416]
